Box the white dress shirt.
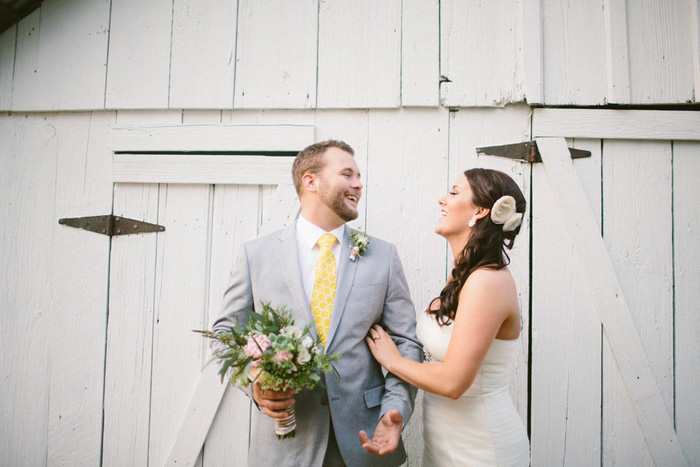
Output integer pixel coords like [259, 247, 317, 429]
[296, 215, 345, 305]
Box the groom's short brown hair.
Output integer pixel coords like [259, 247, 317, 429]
[292, 140, 355, 195]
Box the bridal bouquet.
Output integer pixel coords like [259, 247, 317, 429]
[196, 302, 339, 439]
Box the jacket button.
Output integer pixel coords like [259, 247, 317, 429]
[321, 396, 329, 405]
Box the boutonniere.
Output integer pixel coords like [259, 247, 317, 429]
[349, 229, 370, 262]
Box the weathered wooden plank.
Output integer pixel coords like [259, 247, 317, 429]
[113, 154, 295, 185]
[533, 109, 700, 140]
[440, 0, 522, 107]
[448, 104, 532, 421]
[0, 113, 56, 467]
[541, 0, 607, 105]
[536, 137, 687, 467]
[603, 140, 673, 466]
[603, 0, 631, 103]
[165, 183, 300, 467]
[602, 139, 674, 406]
[234, 0, 317, 109]
[200, 184, 261, 467]
[692, 0, 700, 99]
[109, 124, 315, 152]
[0, 25, 15, 110]
[105, 0, 173, 109]
[28, 0, 109, 111]
[317, 0, 401, 108]
[673, 141, 700, 467]
[520, 0, 543, 105]
[48, 112, 113, 466]
[149, 184, 212, 466]
[101, 183, 160, 466]
[530, 139, 602, 466]
[169, 0, 237, 109]
[10, 9, 41, 110]
[401, 0, 440, 107]
[626, 0, 695, 104]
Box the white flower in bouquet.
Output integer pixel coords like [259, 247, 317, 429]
[297, 347, 311, 364]
[301, 335, 314, 349]
[281, 325, 303, 339]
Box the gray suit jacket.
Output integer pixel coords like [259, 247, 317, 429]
[212, 223, 422, 466]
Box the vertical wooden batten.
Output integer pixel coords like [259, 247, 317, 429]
[603, 0, 631, 104]
[169, 0, 238, 109]
[672, 140, 700, 466]
[105, 0, 173, 109]
[401, 0, 440, 107]
[234, 0, 318, 109]
[0, 24, 16, 110]
[317, 0, 401, 108]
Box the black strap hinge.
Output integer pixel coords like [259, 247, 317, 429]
[58, 215, 165, 236]
[476, 141, 591, 163]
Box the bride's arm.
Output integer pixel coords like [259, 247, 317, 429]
[367, 268, 517, 399]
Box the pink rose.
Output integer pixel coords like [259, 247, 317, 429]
[244, 334, 271, 358]
[274, 351, 293, 364]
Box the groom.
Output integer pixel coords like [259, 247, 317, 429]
[211, 140, 422, 466]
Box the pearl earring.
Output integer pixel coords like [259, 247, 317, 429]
[468, 220, 475, 227]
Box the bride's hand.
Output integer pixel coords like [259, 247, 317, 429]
[366, 325, 402, 372]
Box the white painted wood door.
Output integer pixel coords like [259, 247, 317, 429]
[100, 125, 311, 467]
[101, 181, 297, 467]
[529, 109, 700, 467]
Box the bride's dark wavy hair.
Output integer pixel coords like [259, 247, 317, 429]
[429, 168, 526, 325]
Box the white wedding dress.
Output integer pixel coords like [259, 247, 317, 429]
[416, 310, 530, 467]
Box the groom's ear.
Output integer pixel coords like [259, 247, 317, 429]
[301, 172, 318, 193]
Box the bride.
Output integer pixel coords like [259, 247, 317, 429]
[363, 168, 530, 466]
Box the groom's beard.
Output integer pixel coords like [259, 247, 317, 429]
[319, 185, 359, 222]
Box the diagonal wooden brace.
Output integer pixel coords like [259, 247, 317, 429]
[536, 137, 688, 467]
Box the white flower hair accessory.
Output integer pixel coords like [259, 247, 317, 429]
[490, 195, 522, 232]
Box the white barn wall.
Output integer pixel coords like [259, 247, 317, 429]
[317, 0, 402, 108]
[9, 2, 110, 111]
[1, 0, 698, 111]
[105, 0, 173, 109]
[440, 0, 523, 107]
[169, 0, 238, 109]
[401, 0, 440, 107]
[0, 112, 114, 466]
[234, 0, 317, 109]
[1, 113, 56, 466]
[0, 1, 699, 466]
[2, 106, 700, 466]
[0, 24, 15, 109]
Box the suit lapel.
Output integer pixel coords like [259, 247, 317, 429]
[276, 224, 314, 328]
[326, 225, 358, 349]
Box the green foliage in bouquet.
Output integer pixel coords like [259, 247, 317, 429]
[196, 302, 339, 394]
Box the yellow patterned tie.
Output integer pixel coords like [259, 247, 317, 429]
[311, 233, 337, 345]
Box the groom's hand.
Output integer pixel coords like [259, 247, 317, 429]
[252, 383, 295, 419]
[359, 409, 403, 456]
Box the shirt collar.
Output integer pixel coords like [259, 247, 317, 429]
[296, 215, 345, 250]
